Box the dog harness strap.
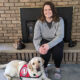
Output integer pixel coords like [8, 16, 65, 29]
[20, 77, 22, 80]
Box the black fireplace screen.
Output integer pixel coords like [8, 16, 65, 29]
[20, 7, 73, 43]
[26, 21, 35, 42]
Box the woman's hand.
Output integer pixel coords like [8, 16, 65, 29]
[39, 44, 49, 55]
[42, 43, 49, 51]
[39, 45, 47, 55]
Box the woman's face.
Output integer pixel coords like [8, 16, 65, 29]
[43, 5, 53, 19]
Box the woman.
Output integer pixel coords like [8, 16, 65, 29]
[33, 1, 64, 79]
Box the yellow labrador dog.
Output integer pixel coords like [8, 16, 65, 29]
[0, 57, 51, 80]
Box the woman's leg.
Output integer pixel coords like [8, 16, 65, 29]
[40, 39, 52, 68]
[52, 41, 64, 68]
[51, 41, 64, 79]
[40, 50, 51, 68]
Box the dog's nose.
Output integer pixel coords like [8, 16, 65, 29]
[36, 64, 40, 71]
[37, 67, 40, 71]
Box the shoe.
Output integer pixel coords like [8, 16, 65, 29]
[54, 68, 61, 79]
[44, 67, 48, 77]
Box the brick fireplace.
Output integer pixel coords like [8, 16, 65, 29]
[20, 7, 73, 44]
[0, 0, 80, 43]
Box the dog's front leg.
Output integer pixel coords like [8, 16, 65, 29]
[4, 73, 12, 80]
[42, 72, 51, 80]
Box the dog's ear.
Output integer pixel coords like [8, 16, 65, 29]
[28, 62, 33, 71]
[41, 58, 44, 64]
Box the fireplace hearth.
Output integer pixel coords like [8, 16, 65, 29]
[20, 7, 76, 47]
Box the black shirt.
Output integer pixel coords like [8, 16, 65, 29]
[46, 21, 52, 29]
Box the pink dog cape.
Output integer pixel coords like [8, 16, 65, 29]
[20, 64, 42, 79]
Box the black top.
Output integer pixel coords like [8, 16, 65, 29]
[46, 21, 52, 29]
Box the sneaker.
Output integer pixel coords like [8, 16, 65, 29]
[44, 67, 48, 77]
[54, 68, 61, 79]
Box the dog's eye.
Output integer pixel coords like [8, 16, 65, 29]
[33, 62, 35, 65]
[38, 61, 40, 63]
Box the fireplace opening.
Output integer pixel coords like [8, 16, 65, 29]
[26, 20, 35, 42]
[20, 7, 76, 47]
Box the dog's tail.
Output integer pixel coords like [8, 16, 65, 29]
[0, 64, 7, 69]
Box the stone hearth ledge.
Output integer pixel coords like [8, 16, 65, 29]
[0, 43, 80, 54]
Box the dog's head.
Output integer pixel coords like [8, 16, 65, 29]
[28, 57, 44, 72]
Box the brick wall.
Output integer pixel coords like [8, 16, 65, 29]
[0, 0, 80, 43]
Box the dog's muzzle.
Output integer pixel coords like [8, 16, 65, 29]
[36, 67, 40, 71]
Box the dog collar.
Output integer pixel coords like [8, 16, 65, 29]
[20, 64, 42, 79]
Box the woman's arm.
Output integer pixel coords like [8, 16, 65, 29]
[47, 17, 64, 49]
[33, 20, 42, 51]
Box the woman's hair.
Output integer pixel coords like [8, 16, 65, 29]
[39, 1, 60, 22]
